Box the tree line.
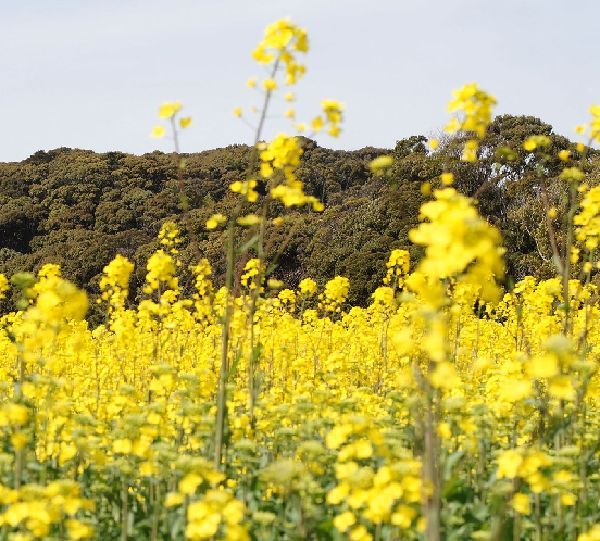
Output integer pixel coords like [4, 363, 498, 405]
[0, 114, 597, 321]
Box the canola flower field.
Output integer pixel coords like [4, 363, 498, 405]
[0, 16, 600, 541]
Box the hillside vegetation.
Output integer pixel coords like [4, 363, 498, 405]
[1, 115, 596, 318]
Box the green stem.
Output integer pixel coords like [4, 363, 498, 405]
[562, 182, 577, 336]
[121, 476, 129, 541]
[214, 220, 236, 471]
[423, 378, 440, 541]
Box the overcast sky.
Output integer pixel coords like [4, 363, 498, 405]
[0, 0, 598, 162]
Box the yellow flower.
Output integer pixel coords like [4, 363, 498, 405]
[112, 439, 132, 455]
[222, 499, 244, 525]
[333, 512, 356, 533]
[408, 187, 504, 303]
[6, 404, 28, 426]
[369, 155, 394, 176]
[252, 18, 309, 85]
[158, 101, 182, 119]
[429, 362, 460, 389]
[461, 139, 478, 162]
[527, 353, 558, 378]
[437, 422, 452, 439]
[523, 136, 551, 152]
[65, 519, 94, 540]
[497, 449, 523, 479]
[320, 99, 344, 136]
[327, 483, 350, 505]
[560, 167, 585, 183]
[299, 278, 317, 297]
[523, 138, 537, 151]
[440, 172, 454, 186]
[206, 213, 227, 230]
[263, 78, 277, 91]
[139, 461, 158, 476]
[165, 492, 185, 507]
[237, 214, 262, 227]
[0, 274, 9, 300]
[447, 83, 496, 138]
[391, 505, 416, 528]
[179, 116, 192, 128]
[319, 276, 350, 312]
[498, 379, 531, 403]
[186, 512, 220, 540]
[179, 473, 203, 495]
[512, 493, 530, 515]
[349, 525, 372, 541]
[549, 376, 575, 401]
[354, 439, 373, 458]
[150, 125, 165, 138]
[229, 179, 259, 202]
[311, 115, 324, 132]
[10, 431, 28, 451]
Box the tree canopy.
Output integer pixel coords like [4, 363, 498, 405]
[0, 115, 597, 317]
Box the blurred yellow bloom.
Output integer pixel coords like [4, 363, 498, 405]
[333, 512, 356, 533]
[206, 213, 227, 230]
[158, 101, 182, 119]
[112, 439, 132, 455]
[263, 78, 277, 91]
[311, 115, 324, 132]
[512, 493, 531, 515]
[440, 172, 454, 186]
[369, 155, 394, 176]
[237, 214, 262, 226]
[150, 125, 165, 138]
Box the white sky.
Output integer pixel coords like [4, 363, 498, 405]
[1, 0, 598, 162]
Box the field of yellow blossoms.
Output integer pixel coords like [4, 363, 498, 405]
[0, 16, 599, 541]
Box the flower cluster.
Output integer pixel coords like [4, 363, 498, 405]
[252, 18, 308, 86]
[151, 101, 191, 139]
[408, 188, 504, 303]
[575, 185, 600, 250]
[445, 83, 497, 161]
[383, 249, 410, 287]
[312, 99, 345, 137]
[99, 254, 134, 312]
[318, 276, 350, 313]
